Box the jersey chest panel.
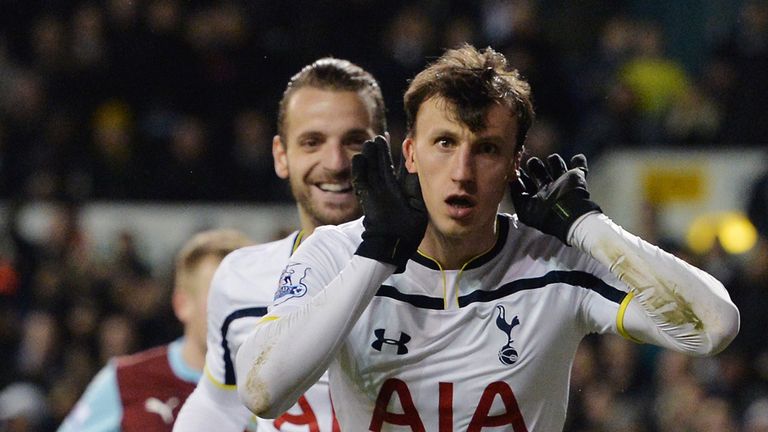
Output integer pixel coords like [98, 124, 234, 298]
[336, 282, 586, 430]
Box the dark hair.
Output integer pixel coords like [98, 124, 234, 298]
[404, 44, 534, 155]
[277, 58, 387, 139]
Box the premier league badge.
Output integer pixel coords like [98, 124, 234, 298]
[274, 263, 310, 304]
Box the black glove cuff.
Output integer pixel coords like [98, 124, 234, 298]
[553, 196, 602, 245]
[355, 236, 414, 273]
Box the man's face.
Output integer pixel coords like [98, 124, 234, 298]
[274, 88, 376, 228]
[403, 97, 519, 240]
[177, 255, 221, 353]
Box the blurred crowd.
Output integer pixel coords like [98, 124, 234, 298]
[1, 201, 180, 430]
[0, 0, 767, 431]
[1, 0, 767, 202]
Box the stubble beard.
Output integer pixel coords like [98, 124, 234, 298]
[292, 182, 362, 228]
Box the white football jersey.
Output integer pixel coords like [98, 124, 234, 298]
[271, 214, 630, 431]
[205, 232, 339, 432]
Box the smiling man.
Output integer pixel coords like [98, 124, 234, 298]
[274, 85, 375, 229]
[173, 58, 387, 432]
[235, 45, 739, 431]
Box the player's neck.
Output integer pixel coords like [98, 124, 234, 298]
[180, 335, 205, 371]
[418, 222, 498, 270]
[297, 206, 323, 240]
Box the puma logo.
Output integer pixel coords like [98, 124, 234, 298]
[144, 397, 180, 424]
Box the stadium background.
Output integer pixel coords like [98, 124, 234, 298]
[1, 0, 767, 430]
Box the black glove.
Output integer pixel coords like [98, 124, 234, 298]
[352, 136, 427, 272]
[510, 153, 601, 246]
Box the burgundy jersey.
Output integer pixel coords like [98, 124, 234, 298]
[116, 345, 197, 432]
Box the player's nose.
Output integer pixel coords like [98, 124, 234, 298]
[450, 145, 476, 183]
[321, 140, 352, 173]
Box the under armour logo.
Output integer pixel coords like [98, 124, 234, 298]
[371, 329, 411, 355]
[144, 396, 179, 424]
[495, 305, 521, 365]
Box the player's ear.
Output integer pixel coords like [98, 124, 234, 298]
[172, 287, 192, 325]
[402, 137, 417, 174]
[508, 145, 524, 180]
[273, 135, 289, 179]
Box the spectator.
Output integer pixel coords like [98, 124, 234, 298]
[714, 0, 768, 145]
[229, 109, 290, 202]
[744, 398, 768, 432]
[152, 115, 223, 201]
[619, 21, 692, 143]
[0, 382, 51, 432]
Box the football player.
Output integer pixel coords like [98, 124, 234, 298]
[173, 58, 387, 431]
[236, 45, 740, 431]
[58, 229, 253, 432]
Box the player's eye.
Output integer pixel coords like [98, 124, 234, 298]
[344, 134, 369, 151]
[477, 141, 499, 155]
[300, 137, 322, 149]
[435, 137, 454, 149]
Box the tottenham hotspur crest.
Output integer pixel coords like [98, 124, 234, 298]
[495, 305, 521, 365]
[274, 263, 310, 304]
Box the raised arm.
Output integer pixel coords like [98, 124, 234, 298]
[569, 212, 738, 355]
[512, 153, 739, 356]
[235, 137, 427, 418]
[236, 251, 394, 418]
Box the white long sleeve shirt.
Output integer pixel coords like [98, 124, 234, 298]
[174, 232, 338, 432]
[236, 213, 739, 431]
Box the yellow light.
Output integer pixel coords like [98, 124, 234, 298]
[686, 215, 717, 255]
[718, 213, 758, 254]
[686, 212, 758, 255]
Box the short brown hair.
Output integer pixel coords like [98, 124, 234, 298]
[404, 44, 534, 154]
[277, 58, 387, 139]
[174, 229, 253, 292]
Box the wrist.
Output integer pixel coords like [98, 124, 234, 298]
[567, 210, 603, 248]
[355, 236, 412, 271]
[552, 196, 601, 245]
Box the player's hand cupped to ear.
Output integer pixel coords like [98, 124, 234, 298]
[352, 135, 428, 273]
[510, 153, 602, 246]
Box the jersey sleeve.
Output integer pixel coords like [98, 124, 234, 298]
[172, 374, 255, 432]
[570, 212, 739, 356]
[202, 253, 271, 389]
[573, 265, 628, 338]
[56, 362, 122, 432]
[235, 225, 396, 418]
